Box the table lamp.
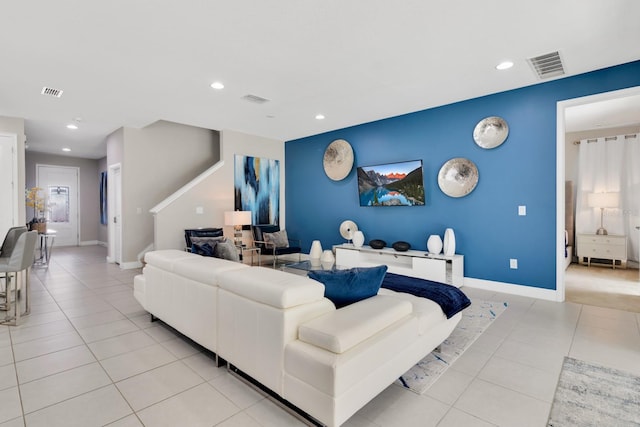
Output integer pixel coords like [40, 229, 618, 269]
[587, 192, 619, 235]
[224, 210, 252, 246]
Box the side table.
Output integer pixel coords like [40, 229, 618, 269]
[35, 229, 56, 266]
[237, 246, 261, 266]
[576, 233, 627, 269]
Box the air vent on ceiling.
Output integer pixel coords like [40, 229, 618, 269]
[528, 51, 565, 79]
[242, 94, 270, 104]
[41, 86, 63, 98]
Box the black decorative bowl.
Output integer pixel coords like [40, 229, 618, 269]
[392, 241, 411, 252]
[369, 239, 387, 249]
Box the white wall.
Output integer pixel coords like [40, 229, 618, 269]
[0, 117, 26, 223]
[152, 129, 284, 251]
[107, 121, 220, 266]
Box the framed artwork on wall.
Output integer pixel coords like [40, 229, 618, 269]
[100, 171, 108, 225]
[234, 155, 280, 225]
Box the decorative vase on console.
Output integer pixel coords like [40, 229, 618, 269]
[352, 231, 365, 248]
[427, 234, 443, 255]
[309, 240, 323, 265]
[320, 249, 335, 268]
[443, 228, 456, 256]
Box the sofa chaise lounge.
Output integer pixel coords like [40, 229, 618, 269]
[134, 249, 464, 427]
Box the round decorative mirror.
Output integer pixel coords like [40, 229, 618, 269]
[438, 158, 479, 197]
[473, 116, 509, 149]
[323, 139, 354, 181]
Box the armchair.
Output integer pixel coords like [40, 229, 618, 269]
[184, 228, 224, 251]
[251, 224, 302, 268]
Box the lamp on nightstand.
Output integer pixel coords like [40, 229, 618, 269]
[224, 210, 252, 246]
[587, 192, 619, 235]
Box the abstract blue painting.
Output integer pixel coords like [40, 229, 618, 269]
[234, 155, 280, 225]
[99, 171, 108, 225]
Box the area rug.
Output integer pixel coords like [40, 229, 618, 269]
[397, 300, 507, 394]
[547, 357, 640, 426]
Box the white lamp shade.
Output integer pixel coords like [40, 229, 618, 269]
[587, 192, 619, 208]
[224, 211, 252, 226]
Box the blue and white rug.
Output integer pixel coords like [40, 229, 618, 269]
[547, 357, 640, 426]
[397, 300, 507, 394]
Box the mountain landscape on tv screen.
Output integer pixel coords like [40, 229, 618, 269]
[357, 163, 425, 206]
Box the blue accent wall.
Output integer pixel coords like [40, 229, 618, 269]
[285, 61, 640, 290]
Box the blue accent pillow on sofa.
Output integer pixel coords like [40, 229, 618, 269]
[308, 265, 388, 308]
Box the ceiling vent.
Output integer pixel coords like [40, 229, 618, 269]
[528, 51, 565, 79]
[41, 86, 63, 98]
[242, 94, 270, 104]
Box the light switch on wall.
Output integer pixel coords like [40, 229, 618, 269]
[518, 205, 526, 216]
[196, 206, 204, 214]
[510, 258, 518, 269]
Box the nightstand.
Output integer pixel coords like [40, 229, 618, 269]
[576, 234, 627, 269]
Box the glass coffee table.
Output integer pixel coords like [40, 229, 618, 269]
[281, 260, 342, 276]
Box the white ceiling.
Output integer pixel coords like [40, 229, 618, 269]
[2, 1, 640, 159]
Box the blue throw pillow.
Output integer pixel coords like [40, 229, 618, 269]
[191, 242, 215, 257]
[308, 265, 388, 308]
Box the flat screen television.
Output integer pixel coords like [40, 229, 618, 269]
[357, 159, 425, 206]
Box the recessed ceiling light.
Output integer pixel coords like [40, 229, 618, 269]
[66, 124, 78, 130]
[210, 81, 225, 90]
[315, 114, 325, 120]
[496, 61, 514, 70]
[62, 147, 71, 152]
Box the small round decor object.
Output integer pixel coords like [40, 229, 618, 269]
[427, 235, 443, 255]
[369, 239, 387, 249]
[473, 116, 509, 149]
[323, 139, 354, 181]
[352, 230, 365, 248]
[392, 241, 411, 252]
[438, 157, 479, 198]
[339, 220, 358, 241]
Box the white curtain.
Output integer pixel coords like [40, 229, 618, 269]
[576, 133, 640, 262]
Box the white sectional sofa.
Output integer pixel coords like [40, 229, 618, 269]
[134, 250, 462, 427]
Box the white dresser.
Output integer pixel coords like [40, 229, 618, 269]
[334, 244, 464, 287]
[576, 234, 627, 268]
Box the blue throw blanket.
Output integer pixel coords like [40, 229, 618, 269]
[381, 273, 471, 318]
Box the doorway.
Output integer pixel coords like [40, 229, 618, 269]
[36, 164, 79, 246]
[107, 163, 122, 264]
[557, 86, 640, 308]
[0, 133, 18, 238]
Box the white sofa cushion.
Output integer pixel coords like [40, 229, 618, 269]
[172, 255, 247, 286]
[298, 295, 412, 354]
[144, 249, 194, 271]
[378, 288, 446, 335]
[218, 267, 325, 308]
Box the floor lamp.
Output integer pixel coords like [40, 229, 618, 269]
[587, 192, 619, 235]
[224, 211, 252, 246]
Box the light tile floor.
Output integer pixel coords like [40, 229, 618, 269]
[1, 246, 639, 426]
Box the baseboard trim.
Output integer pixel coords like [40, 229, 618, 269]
[119, 261, 143, 270]
[79, 240, 99, 246]
[463, 277, 560, 302]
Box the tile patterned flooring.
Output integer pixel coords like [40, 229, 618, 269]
[1, 246, 639, 426]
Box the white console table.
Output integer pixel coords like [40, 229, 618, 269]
[576, 233, 627, 269]
[334, 244, 464, 287]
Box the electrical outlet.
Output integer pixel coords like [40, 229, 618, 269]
[510, 258, 518, 269]
[518, 205, 526, 216]
[136, 207, 142, 214]
[196, 206, 204, 214]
